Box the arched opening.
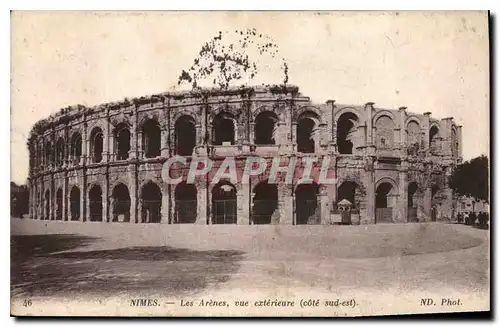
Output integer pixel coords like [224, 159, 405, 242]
[70, 186, 80, 221]
[44, 189, 51, 220]
[375, 115, 395, 150]
[252, 181, 278, 224]
[429, 125, 440, 153]
[337, 112, 359, 154]
[89, 185, 103, 222]
[70, 133, 82, 165]
[56, 188, 63, 220]
[175, 115, 196, 156]
[297, 115, 316, 153]
[174, 182, 197, 224]
[212, 112, 235, 145]
[115, 124, 131, 160]
[407, 121, 421, 147]
[375, 182, 395, 223]
[90, 127, 103, 163]
[111, 183, 131, 222]
[337, 181, 358, 208]
[212, 182, 237, 224]
[142, 119, 161, 158]
[295, 183, 319, 225]
[140, 182, 162, 223]
[55, 138, 65, 167]
[44, 142, 52, 167]
[254, 111, 278, 145]
[408, 182, 419, 222]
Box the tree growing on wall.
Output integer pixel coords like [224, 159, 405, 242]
[177, 28, 289, 91]
[448, 155, 489, 202]
[11, 182, 29, 218]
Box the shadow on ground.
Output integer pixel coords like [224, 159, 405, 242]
[11, 234, 245, 299]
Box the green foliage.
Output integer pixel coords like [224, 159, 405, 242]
[449, 155, 489, 201]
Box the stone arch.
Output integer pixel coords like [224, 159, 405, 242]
[140, 181, 162, 223]
[70, 132, 82, 165]
[141, 118, 161, 158]
[293, 105, 322, 122]
[175, 115, 197, 156]
[174, 182, 197, 224]
[374, 115, 396, 149]
[171, 110, 199, 128]
[373, 109, 397, 124]
[334, 107, 364, 124]
[69, 185, 81, 221]
[405, 115, 421, 126]
[252, 105, 280, 120]
[89, 127, 104, 163]
[429, 124, 440, 153]
[55, 137, 65, 167]
[88, 184, 103, 222]
[111, 183, 131, 222]
[251, 180, 278, 224]
[254, 111, 278, 145]
[297, 111, 320, 153]
[44, 141, 53, 167]
[114, 123, 131, 160]
[337, 112, 360, 154]
[375, 177, 399, 193]
[295, 182, 320, 225]
[211, 111, 237, 146]
[406, 120, 422, 147]
[212, 181, 237, 224]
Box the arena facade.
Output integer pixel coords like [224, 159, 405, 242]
[26, 85, 462, 225]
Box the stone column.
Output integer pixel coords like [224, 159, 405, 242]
[161, 184, 170, 224]
[423, 112, 432, 150]
[103, 113, 110, 162]
[363, 157, 375, 224]
[398, 163, 408, 223]
[278, 183, 294, 225]
[423, 186, 432, 220]
[195, 181, 207, 224]
[319, 184, 329, 225]
[63, 173, 68, 221]
[237, 183, 250, 225]
[399, 107, 407, 156]
[365, 102, 375, 155]
[129, 165, 137, 223]
[82, 121, 88, 165]
[291, 122, 297, 152]
[249, 122, 256, 146]
[457, 125, 463, 159]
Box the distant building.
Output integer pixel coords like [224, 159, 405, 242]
[457, 196, 489, 215]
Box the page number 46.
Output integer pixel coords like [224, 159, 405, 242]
[23, 299, 32, 307]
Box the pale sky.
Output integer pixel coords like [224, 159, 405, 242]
[10, 11, 489, 184]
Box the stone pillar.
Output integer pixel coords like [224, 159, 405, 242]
[364, 157, 375, 224]
[457, 125, 463, 159]
[129, 165, 137, 223]
[319, 184, 329, 225]
[82, 121, 88, 165]
[160, 123, 169, 157]
[195, 182, 207, 224]
[398, 164, 408, 223]
[291, 122, 297, 152]
[423, 112, 432, 150]
[237, 183, 250, 225]
[249, 122, 255, 145]
[80, 179, 85, 222]
[63, 174, 68, 221]
[279, 184, 294, 225]
[423, 186, 432, 220]
[161, 184, 170, 224]
[365, 102, 375, 155]
[399, 107, 407, 153]
[129, 106, 138, 159]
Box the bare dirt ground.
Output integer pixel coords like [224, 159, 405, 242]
[11, 219, 489, 302]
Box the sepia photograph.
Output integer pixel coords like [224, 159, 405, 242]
[9, 11, 490, 317]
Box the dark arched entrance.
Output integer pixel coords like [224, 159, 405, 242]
[295, 183, 319, 225]
[140, 182, 162, 223]
[174, 182, 197, 223]
[70, 186, 80, 221]
[252, 181, 278, 224]
[297, 117, 315, 153]
[375, 182, 394, 223]
[111, 183, 131, 222]
[142, 120, 161, 158]
[408, 182, 419, 222]
[90, 127, 103, 163]
[115, 124, 131, 160]
[175, 115, 196, 156]
[56, 188, 63, 220]
[213, 113, 235, 145]
[212, 182, 237, 224]
[89, 185, 102, 222]
[44, 189, 51, 220]
[337, 112, 358, 154]
[255, 112, 277, 145]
